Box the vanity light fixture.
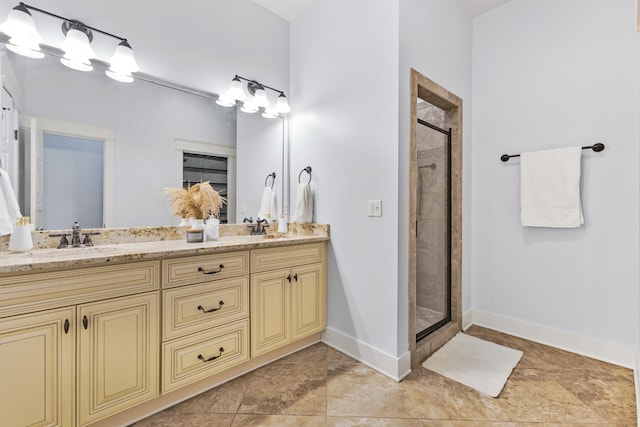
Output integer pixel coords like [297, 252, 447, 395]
[0, 2, 140, 82]
[0, 3, 43, 58]
[219, 74, 291, 117]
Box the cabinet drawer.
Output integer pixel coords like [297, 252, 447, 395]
[0, 261, 159, 319]
[162, 251, 249, 288]
[250, 243, 325, 273]
[162, 318, 249, 393]
[162, 276, 249, 341]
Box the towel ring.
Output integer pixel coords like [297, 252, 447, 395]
[298, 166, 312, 184]
[265, 172, 276, 189]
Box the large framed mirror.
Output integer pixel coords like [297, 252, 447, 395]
[0, 41, 287, 229]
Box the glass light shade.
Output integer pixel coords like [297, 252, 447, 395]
[240, 97, 259, 113]
[253, 87, 269, 108]
[261, 108, 279, 119]
[227, 77, 246, 101]
[108, 41, 139, 75]
[60, 28, 95, 71]
[275, 93, 291, 113]
[216, 92, 236, 107]
[0, 5, 41, 42]
[7, 36, 44, 58]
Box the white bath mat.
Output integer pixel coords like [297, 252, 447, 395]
[421, 333, 523, 397]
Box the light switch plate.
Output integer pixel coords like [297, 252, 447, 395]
[368, 200, 382, 217]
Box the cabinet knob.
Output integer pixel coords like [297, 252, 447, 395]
[287, 274, 292, 282]
[64, 319, 70, 334]
[293, 273, 298, 282]
[82, 315, 88, 330]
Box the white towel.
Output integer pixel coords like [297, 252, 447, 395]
[0, 168, 21, 235]
[257, 187, 277, 220]
[292, 183, 313, 223]
[520, 146, 583, 228]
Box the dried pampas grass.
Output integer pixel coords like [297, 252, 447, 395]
[164, 182, 226, 219]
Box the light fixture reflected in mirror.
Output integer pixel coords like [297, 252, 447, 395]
[0, 2, 140, 82]
[218, 75, 290, 116]
[106, 40, 139, 82]
[60, 21, 94, 71]
[0, 3, 43, 58]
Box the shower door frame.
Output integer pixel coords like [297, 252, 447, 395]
[408, 68, 463, 369]
[415, 118, 452, 343]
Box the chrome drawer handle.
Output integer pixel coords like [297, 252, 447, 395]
[197, 347, 224, 363]
[197, 301, 224, 313]
[198, 264, 224, 275]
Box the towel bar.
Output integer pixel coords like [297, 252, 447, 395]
[500, 143, 605, 162]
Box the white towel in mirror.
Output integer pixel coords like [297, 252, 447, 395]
[0, 168, 21, 235]
[520, 146, 583, 228]
[292, 183, 313, 223]
[257, 187, 277, 221]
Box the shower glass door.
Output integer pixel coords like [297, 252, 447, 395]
[416, 100, 451, 342]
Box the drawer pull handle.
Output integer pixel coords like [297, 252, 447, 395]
[197, 301, 225, 313]
[82, 315, 88, 330]
[198, 264, 224, 275]
[293, 273, 298, 282]
[287, 274, 292, 282]
[198, 347, 224, 363]
[64, 319, 70, 334]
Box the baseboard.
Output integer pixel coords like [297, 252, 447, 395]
[321, 327, 411, 382]
[470, 310, 636, 369]
[462, 309, 473, 331]
[635, 350, 639, 427]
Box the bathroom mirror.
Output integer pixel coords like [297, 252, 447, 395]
[0, 43, 287, 229]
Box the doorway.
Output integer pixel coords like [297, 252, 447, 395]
[409, 69, 463, 368]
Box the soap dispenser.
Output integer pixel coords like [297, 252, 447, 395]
[9, 216, 33, 252]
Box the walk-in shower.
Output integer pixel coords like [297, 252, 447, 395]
[415, 99, 451, 342]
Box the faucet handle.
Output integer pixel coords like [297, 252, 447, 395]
[82, 231, 100, 246]
[50, 233, 69, 249]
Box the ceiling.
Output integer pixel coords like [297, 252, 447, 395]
[252, 0, 511, 22]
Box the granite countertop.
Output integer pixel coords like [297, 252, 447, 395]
[0, 231, 329, 275]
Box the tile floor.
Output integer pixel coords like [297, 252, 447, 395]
[132, 326, 637, 426]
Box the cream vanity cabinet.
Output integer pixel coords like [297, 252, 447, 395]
[161, 250, 251, 393]
[0, 261, 159, 427]
[250, 243, 326, 357]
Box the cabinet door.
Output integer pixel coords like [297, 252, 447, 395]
[77, 292, 158, 426]
[291, 263, 326, 340]
[0, 307, 75, 427]
[250, 269, 290, 357]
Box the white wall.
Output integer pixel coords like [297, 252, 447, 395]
[398, 0, 473, 352]
[472, 0, 640, 356]
[290, 0, 402, 364]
